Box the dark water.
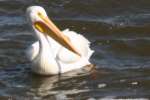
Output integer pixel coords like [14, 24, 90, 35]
[0, 0, 150, 99]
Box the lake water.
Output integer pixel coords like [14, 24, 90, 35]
[0, 0, 150, 99]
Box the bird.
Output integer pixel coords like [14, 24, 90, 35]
[26, 6, 94, 75]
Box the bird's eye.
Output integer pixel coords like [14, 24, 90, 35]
[38, 12, 41, 16]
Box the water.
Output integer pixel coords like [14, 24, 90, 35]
[0, 0, 150, 99]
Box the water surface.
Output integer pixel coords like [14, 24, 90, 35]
[0, 0, 150, 99]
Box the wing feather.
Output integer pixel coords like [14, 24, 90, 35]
[57, 29, 94, 64]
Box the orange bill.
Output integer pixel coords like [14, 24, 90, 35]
[34, 13, 81, 56]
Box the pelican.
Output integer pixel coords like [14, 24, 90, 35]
[26, 6, 94, 75]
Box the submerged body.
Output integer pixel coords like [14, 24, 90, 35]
[26, 6, 94, 75]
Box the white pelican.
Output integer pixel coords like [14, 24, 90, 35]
[26, 6, 94, 75]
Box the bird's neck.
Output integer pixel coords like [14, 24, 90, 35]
[34, 28, 52, 52]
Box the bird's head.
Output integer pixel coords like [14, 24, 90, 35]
[26, 6, 47, 25]
[26, 6, 81, 56]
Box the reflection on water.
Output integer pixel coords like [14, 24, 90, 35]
[0, 0, 150, 99]
[28, 69, 91, 98]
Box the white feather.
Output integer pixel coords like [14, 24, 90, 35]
[27, 29, 94, 74]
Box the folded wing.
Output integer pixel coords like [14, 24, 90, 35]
[57, 29, 94, 64]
